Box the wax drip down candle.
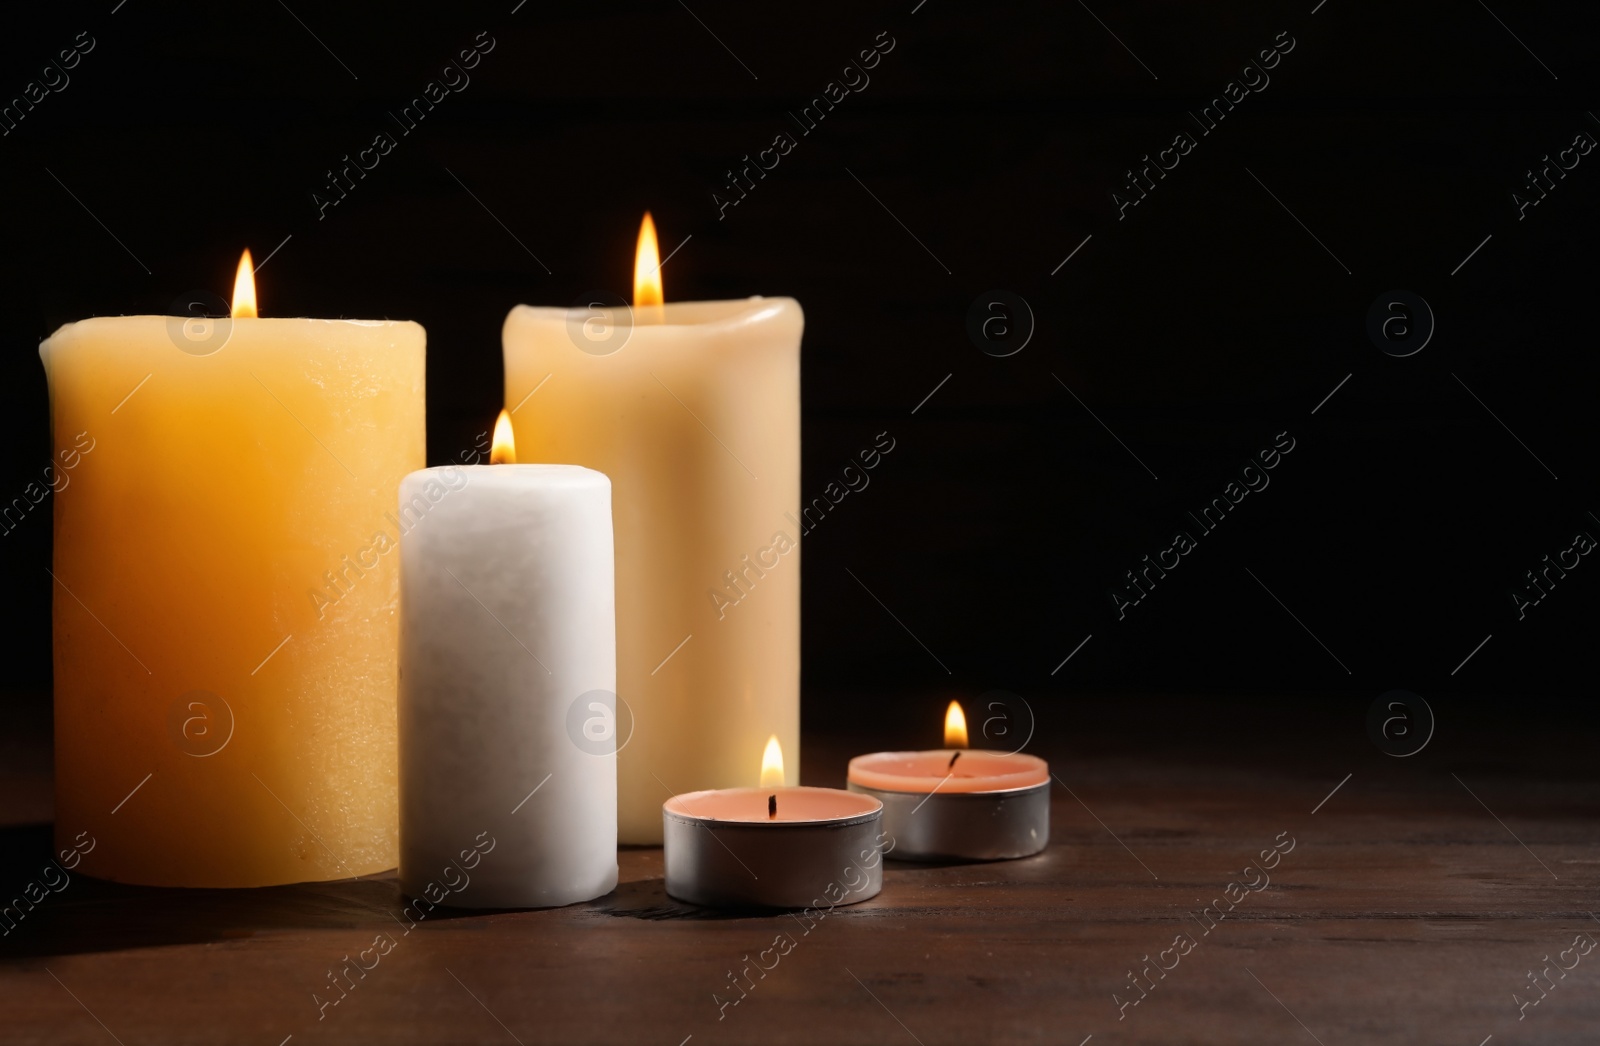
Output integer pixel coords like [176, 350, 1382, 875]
[397, 413, 618, 908]
[848, 701, 1051, 861]
[39, 251, 423, 887]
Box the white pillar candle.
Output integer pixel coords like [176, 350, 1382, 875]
[397, 440, 617, 908]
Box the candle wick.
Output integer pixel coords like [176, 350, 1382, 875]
[768, 794, 777, 819]
[948, 751, 961, 770]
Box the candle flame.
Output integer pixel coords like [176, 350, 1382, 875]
[944, 700, 969, 749]
[489, 409, 516, 465]
[633, 211, 663, 307]
[232, 249, 257, 318]
[759, 734, 785, 788]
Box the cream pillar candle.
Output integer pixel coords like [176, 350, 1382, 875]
[398, 418, 617, 907]
[38, 252, 423, 887]
[502, 216, 802, 844]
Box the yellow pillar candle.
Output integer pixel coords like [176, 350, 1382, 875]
[502, 215, 802, 844]
[38, 252, 424, 886]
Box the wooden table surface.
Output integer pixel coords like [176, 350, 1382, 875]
[2, 696, 1596, 1045]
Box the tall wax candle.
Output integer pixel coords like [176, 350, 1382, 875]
[502, 215, 802, 843]
[398, 416, 617, 908]
[38, 252, 423, 886]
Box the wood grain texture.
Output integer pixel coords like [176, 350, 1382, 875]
[2, 700, 1596, 1045]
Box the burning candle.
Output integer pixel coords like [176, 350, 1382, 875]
[847, 701, 1051, 862]
[663, 738, 885, 909]
[38, 252, 423, 886]
[502, 214, 802, 844]
[397, 414, 618, 908]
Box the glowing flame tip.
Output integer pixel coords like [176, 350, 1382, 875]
[633, 212, 663, 308]
[944, 700, 969, 749]
[759, 734, 785, 788]
[489, 409, 516, 465]
[232, 249, 257, 318]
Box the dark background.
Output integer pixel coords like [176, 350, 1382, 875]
[2, 0, 1597, 734]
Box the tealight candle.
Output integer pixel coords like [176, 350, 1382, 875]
[664, 738, 885, 908]
[847, 701, 1050, 861]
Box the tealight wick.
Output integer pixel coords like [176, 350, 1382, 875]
[948, 751, 961, 770]
[768, 794, 777, 820]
